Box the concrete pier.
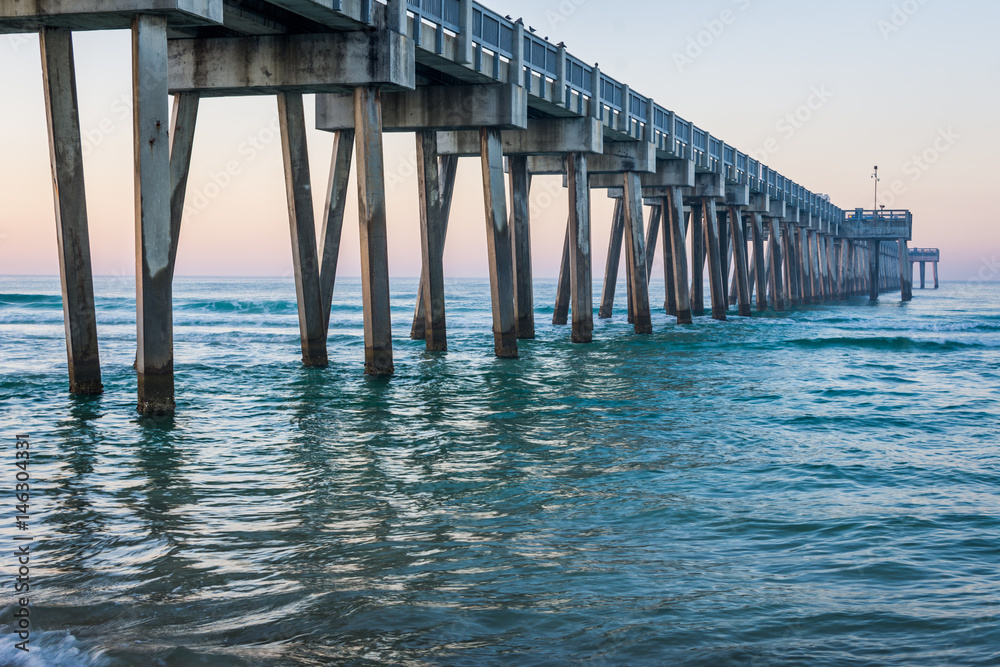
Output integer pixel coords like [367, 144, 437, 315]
[1, 0, 926, 414]
[909, 248, 941, 290]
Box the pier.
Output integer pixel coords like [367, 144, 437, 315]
[2, 0, 924, 414]
[909, 248, 941, 290]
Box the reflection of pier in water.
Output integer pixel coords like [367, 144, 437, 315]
[1, 0, 925, 414]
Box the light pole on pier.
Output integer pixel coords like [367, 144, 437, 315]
[871, 165, 879, 217]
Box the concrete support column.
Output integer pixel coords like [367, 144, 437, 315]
[354, 86, 394, 375]
[40, 27, 103, 396]
[729, 207, 752, 317]
[168, 93, 198, 279]
[827, 236, 837, 298]
[703, 199, 727, 321]
[690, 203, 705, 316]
[278, 93, 327, 367]
[132, 15, 174, 414]
[899, 239, 912, 302]
[933, 262, 939, 289]
[718, 210, 731, 307]
[509, 155, 534, 339]
[750, 213, 768, 311]
[554, 220, 572, 325]
[869, 240, 880, 302]
[784, 226, 800, 306]
[795, 228, 807, 303]
[644, 205, 661, 282]
[567, 153, 593, 343]
[814, 232, 826, 299]
[322, 130, 356, 335]
[416, 130, 449, 350]
[597, 199, 624, 319]
[768, 219, 785, 311]
[479, 128, 518, 357]
[666, 188, 692, 324]
[411, 154, 456, 340]
[623, 172, 652, 333]
[656, 201, 677, 316]
[920, 262, 927, 289]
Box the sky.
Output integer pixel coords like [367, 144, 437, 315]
[1, 0, 998, 280]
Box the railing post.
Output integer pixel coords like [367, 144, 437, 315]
[619, 83, 630, 133]
[457, 0, 473, 64]
[555, 44, 567, 107]
[645, 96, 655, 143]
[511, 20, 525, 87]
[590, 65, 601, 120]
[387, 0, 406, 33]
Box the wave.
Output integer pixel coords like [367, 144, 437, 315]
[0, 294, 63, 307]
[788, 336, 992, 351]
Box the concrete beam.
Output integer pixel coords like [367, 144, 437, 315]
[437, 117, 602, 157]
[316, 84, 528, 133]
[684, 172, 724, 201]
[168, 30, 414, 96]
[766, 199, 786, 219]
[725, 183, 749, 207]
[589, 157, 694, 189]
[0, 0, 221, 33]
[529, 140, 656, 175]
[747, 193, 770, 214]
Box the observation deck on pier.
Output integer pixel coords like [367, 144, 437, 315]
[2, 0, 924, 414]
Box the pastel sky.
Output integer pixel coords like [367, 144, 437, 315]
[1, 0, 997, 280]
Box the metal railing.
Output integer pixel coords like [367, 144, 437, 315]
[845, 210, 913, 223]
[391, 0, 848, 219]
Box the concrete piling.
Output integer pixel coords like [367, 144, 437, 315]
[278, 92, 328, 367]
[40, 27, 103, 396]
[509, 155, 535, 340]
[690, 203, 705, 317]
[416, 130, 449, 350]
[666, 188, 692, 324]
[567, 153, 593, 343]
[554, 222, 572, 326]
[703, 199, 727, 321]
[729, 206, 752, 317]
[354, 86, 395, 375]
[321, 130, 356, 335]
[132, 14, 175, 415]
[597, 199, 624, 320]
[750, 213, 768, 311]
[768, 218, 785, 311]
[479, 127, 518, 358]
[623, 172, 652, 334]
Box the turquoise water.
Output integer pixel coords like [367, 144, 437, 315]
[1, 276, 998, 666]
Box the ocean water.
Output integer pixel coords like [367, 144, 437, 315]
[0, 275, 998, 666]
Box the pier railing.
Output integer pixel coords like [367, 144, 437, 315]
[393, 0, 846, 225]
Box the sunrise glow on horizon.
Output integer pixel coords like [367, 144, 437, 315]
[2, 0, 997, 281]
